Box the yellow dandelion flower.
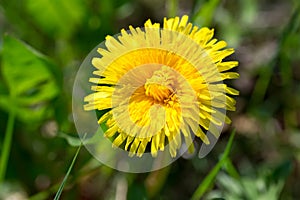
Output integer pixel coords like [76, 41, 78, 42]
[84, 15, 239, 158]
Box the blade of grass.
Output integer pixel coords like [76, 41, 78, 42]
[0, 108, 16, 183]
[190, 0, 202, 17]
[249, 3, 300, 107]
[191, 0, 220, 26]
[191, 129, 236, 200]
[167, 0, 178, 18]
[224, 157, 240, 180]
[29, 159, 103, 200]
[53, 139, 84, 200]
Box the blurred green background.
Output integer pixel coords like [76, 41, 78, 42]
[0, 0, 300, 199]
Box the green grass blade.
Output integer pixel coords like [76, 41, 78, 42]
[249, 3, 300, 107]
[0, 109, 16, 183]
[167, 0, 178, 17]
[53, 142, 83, 200]
[191, 0, 220, 26]
[191, 129, 236, 200]
[224, 157, 240, 180]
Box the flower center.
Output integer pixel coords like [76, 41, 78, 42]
[144, 66, 176, 102]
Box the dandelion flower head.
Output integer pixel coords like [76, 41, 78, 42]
[84, 15, 239, 158]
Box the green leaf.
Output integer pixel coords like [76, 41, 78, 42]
[58, 133, 83, 147]
[0, 35, 59, 122]
[212, 160, 293, 200]
[25, 0, 86, 38]
[58, 131, 102, 147]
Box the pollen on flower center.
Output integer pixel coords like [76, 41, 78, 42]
[144, 66, 176, 102]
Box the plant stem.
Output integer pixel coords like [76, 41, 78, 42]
[0, 109, 16, 183]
